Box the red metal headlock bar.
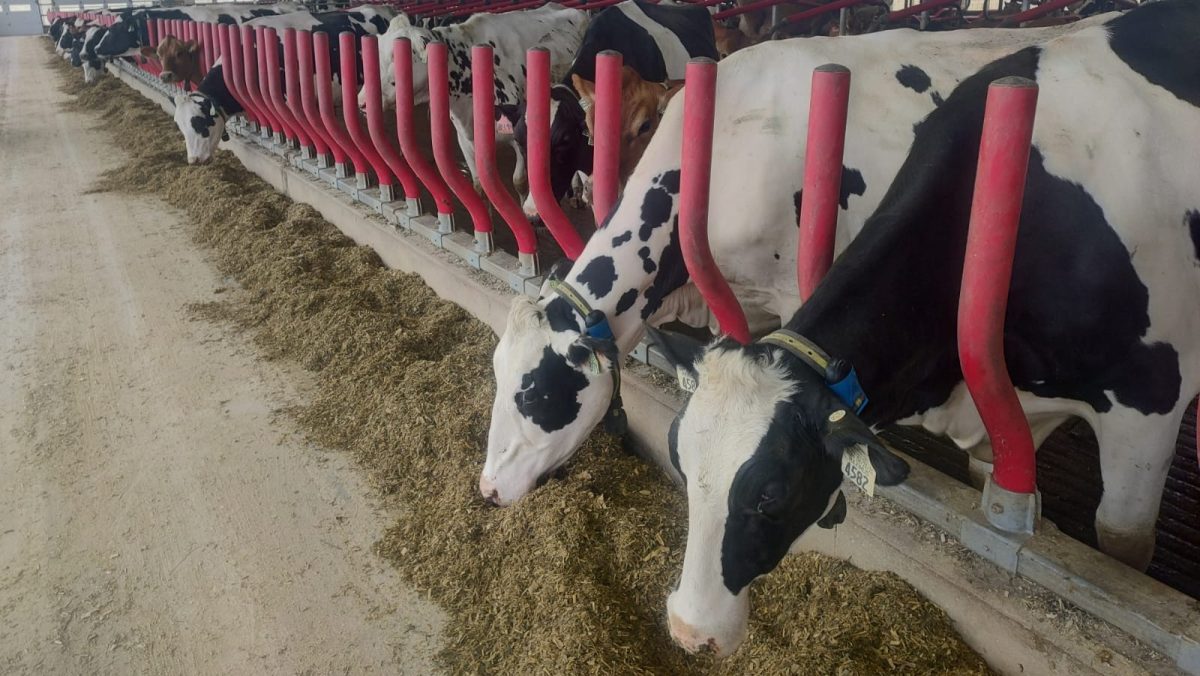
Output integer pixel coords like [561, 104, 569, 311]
[314, 31, 366, 178]
[957, 77, 1039, 529]
[143, 20, 159, 76]
[427, 41, 493, 248]
[361, 36, 421, 204]
[526, 46, 586, 260]
[394, 37, 455, 220]
[339, 31, 397, 194]
[591, 50, 622, 226]
[886, 0, 961, 22]
[472, 43, 538, 260]
[713, 0, 819, 20]
[295, 30, 337, 167]
[202, 22, 215, 77]
[242, 25, 280, 139]
[281, 28, 320, 158]
[679, 58, 751, 344]
[216, 24, 244, 123]
[797, 64, 851, 302]
[998, 0, 1079, 24]
[772, 0, 877, 31]
[261, 27, 299, 146]
[224, 25, 259, 129]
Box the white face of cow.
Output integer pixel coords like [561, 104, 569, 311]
[656, 336, 909, 656]
[173, 93, 225, 165]
[480, 296, 617, 506]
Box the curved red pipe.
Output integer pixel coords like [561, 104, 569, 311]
[361, 36, 420, 200]
[526, 47, 584, 260]
[224, 25, 260, 127]
[591, 49, 622, 226]
[427, 41, 492, 238]
[679, 58, 750, 344]
[393, 38, 454, 216]
[338, 31, 393, 189]
[472, 43, 537, 254]
[260, 27, 298, 144]
[797, 64, 851, 302]
[957, 78, 1039, 495]
[281, 28, 320, 154]
[314, 31, 367, 174]
[242, 26, 281, 135]
[296, 30, 341, 164]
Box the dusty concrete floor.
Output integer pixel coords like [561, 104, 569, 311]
[0, 36, 444, 675]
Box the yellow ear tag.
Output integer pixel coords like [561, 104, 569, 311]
[841, 443, 877, 497]
[676, 367, 697, 393]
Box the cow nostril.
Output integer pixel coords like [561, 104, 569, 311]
[484, 490, 501, 507]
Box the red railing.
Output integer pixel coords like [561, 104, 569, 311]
[958, 77, 1040, 501]
[296, 29, 340, 165]
[339, 31, 394, 190]
[526, 46, 584, 259]
[427, 41, 493, 242]
[361, 35, 421, 201]
[316, 31, 368, 175]
[591, 50, 622, 226]
[679, 58, 751, 344]
[797, 64, 851, 302]
[394, 37, 455, 215]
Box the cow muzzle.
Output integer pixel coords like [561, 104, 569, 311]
[666, 590, 749, 657]
[160, 70, 177, 84]
[478, 475, 505, 507]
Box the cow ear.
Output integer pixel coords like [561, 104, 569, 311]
[620, 65, 645, 89]
[645, 326, 705, 392]
[186, 40, 200, 55]
[571, 73, 595, 105]
[139, 45, 158, 60]
[821, 408, 909, 487]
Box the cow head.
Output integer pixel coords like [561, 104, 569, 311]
[363, 14, 434, 108]
[172, 92, 226, 165]
[503, 84, 593, 219]
[93, 16, 138, 57]
[481, 267, 620, 506]
[572, 68, 680, 185]
[713, 22, 754, 57]
[142, 36, 202, 87]
[652, 330, 908, 656]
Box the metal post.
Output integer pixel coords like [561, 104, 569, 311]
[472, 43, 537, 263]
[797, 64, 851, 302]
[294, 30, 334, 167]
[264, 28, 305, 150]
[679, 58, 750, 345]
[313, 31, 361, 180]
[361, 35, 420, 205]
[394, 38, 450, 223]
[339, 31, 391, 194]
[526, 46, 585, 260]
[225, 25, 259, 131]
[591, 50, 622, 226]
[282, 28, 318, 160]
[242, 26, 279, 140]
[958, 76, 1040, 535]
[427, 41, 492, 254]
[258, 27, 290, 147]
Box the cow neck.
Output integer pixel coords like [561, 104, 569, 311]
[780, 46, 1043, 428]
[198, 64, 243, 117]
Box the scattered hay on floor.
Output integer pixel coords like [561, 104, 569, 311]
[50, 47, 991, 675]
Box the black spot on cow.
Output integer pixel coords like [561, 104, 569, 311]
[515, 347, 588, 432]
[931, 91, 945, 107]
[190, 115, 213, 138]
[641, 222, 689, 320]
[545, 297, 580, 333]
[611, 231, 633, 247]
[839, 167, 866, 210]
[494, 53, 501, 66]
[1187, 210, 1200, 262]
[638, 170, 681, 241]
[638, 246, 657, 273]
[774, 252, 781, 260]
[793, 190, 803, 226]
[895, 64, 931, 93]
[1108, 0, 1200, 108]
[615, 288, 638, 316]
[577, 256, 617, 298]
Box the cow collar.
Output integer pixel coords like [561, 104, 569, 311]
[547, 278, 628, 438]
[760, 329, 869, 414]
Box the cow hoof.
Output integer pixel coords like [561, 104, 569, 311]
[1096, 525, 1155, 571]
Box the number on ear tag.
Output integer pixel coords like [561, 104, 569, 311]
[587, 352, 602, 376]
[841, 444, 877, 497]
[495, 116, 514, 136]
[676, 367, 697, 393]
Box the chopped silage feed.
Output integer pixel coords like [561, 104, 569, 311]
[52, 51, 991, 675]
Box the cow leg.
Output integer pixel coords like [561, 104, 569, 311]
[448, 100, 481, 193]
[1093, 402, 1186, 571]
[509, 138, 528, 203]
[965, 413, 1070, 489]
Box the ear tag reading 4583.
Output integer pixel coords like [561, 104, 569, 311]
[829, 410, 876, 496]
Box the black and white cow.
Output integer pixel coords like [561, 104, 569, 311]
[503, 0, 719, 216]
[480, 15, 1120, 508]
[55, 17, 89, 58]
[169, 7, 395, 165]
[92, 3, 301, 61]
[70, 24, 109, 84]
[364, 4, 589, 192]
[651, 0, 1197, 656]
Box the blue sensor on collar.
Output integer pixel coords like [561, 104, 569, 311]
[584, 311, 614, 341]
[828, 367, 868, 414]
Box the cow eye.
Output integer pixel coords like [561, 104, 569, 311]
[636, 120, 653, 136]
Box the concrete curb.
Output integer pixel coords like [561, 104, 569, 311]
[106, 59, 1199, 675]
